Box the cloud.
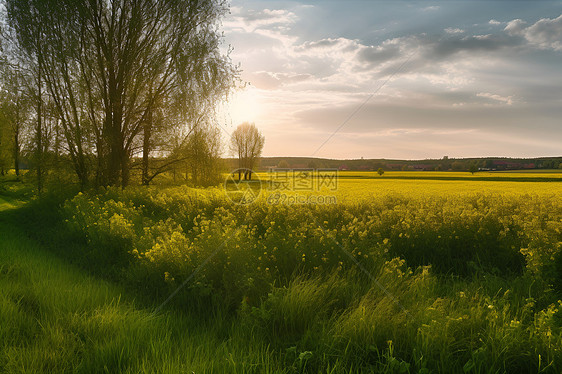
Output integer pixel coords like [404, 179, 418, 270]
[223, 4, 562, 158]
[294, 38, 360, 54]
[430, 34, 520, 59]
[445, 28, 464, 34]
[476, 92, 514, 105]
[504, 19, 527, 35]
[505, 14, 562, 50]
[357, 42, 402, 64]
[247, 71, 312, 90]
[225, 7, 297, 32]
[422, 6, 440, 12]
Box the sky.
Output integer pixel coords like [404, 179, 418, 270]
[220, 1, 562, 159]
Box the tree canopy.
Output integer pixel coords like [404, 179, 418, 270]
[230, 122, 265, 180]
[2, 0, 238, 188]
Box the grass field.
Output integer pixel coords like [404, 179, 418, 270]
[1, 172, 562, 373]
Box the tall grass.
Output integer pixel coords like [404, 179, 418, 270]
[2, 182, 562, 372]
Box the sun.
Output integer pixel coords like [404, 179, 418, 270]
[225, 85, 263, 126]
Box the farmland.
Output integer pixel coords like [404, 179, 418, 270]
[1, 171, 562, 373]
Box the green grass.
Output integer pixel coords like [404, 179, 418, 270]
[2, 175, 562, 373]
[0, 197, 286, 373]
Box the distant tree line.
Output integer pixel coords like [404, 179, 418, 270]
[257, 157, 562, 172]
[0, 0, 238, 191]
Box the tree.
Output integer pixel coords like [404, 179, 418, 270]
[0, 65, 31, 177]
[307, 160, 318, 169]
[2, 0, 48, 193]
[469, 164, 478, 175]
[452, 161, 464, 171]
[230, 122, 265, 180]
[4, 0, 237, 188]
[377, 167, 384, 176]
[277, 160, 289, 169]
[185, 125, 223, 186]
[0, 109, 12, 175]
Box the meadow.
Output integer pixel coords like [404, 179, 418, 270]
[1, 171, 562, 373]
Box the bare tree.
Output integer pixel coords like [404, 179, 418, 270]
[230, 122, 265, 180]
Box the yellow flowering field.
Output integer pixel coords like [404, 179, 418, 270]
[56, 173, 562, 372]
[252, 171, 562, 203]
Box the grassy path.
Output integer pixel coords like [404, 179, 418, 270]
[0, 199, 276, 373]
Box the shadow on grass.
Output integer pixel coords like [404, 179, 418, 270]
[0, 184, 226, 318]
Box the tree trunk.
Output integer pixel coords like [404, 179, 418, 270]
[141, 106, 152, 186]
[13, 131, 19, 177]
[36, 63, 43, 196]
[121, 154, 129, 187]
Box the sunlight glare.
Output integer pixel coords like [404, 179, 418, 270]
[225, 85, 263, 126]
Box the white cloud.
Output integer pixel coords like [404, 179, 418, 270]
[489, 19, 503, 25]
[504, 19, 527, 35]
[224, 7, 297, 33]
[522, 14, 562, 50]
[505, 15, 562, 50]
[476, 92, 514, 105]
[445, 28, 464, 34]
[246, 71, 313, 90]
[422, 6, 440, 12]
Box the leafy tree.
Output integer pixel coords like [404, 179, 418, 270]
[4, 0, 237, 188]
[469, 164, 478, 175]
[277, 160, 289, 169]
[182, 124, 223, 186]
[452, 161, 464, 171]
[0, 66, 30, 176]
[377, 167, 384, 176]
[0, 110, 12, 175]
